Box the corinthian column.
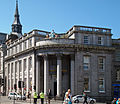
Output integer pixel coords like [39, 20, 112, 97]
[57, 54, 62, 97]
[44, 55, 49, 95]
[71, 55, 75, 95]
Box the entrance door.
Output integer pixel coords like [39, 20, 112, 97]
[54, 82, 57, 96]
[114, 87, 120, 98]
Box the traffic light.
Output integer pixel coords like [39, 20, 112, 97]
[18, 81, 21, 88]
[0, 77, 2, 86]
[2, 79, 4, 86]
[14, 84, 17, 90]
[22, 81, 24, 88]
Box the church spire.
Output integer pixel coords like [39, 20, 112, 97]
[12, 0, 22, 34]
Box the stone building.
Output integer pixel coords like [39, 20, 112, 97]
[0, 33, 7, 94]
[4, 0, 120, 102]
[5, 25, 115, 101]
[111, 39, 120, 98]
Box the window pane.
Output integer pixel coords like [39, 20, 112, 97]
[99, 77, 104, 92]
[116, 69, 120, 81]
[84, 78, 89, 91]
[84, 36, 88, 44]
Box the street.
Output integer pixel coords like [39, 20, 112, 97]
[0, 96, 107, 104]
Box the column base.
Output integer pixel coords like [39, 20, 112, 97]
[55, 95, 63, 100]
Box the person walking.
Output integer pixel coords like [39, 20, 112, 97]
[64, 93, 70, 104]
[64, 89, 72, 104]
[111, 98, 117, 104]
[116, 98, 120, 104]
[40, 91, 44, 104]
[33, 91, 37, 104]
[48, 89, 51, 104]
[83, 92, 88, 104]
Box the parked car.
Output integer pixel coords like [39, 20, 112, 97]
[16, 93, 26, 100]
[8, 92, 26, 100]
[72, 95, 96, 104]
[8, 92, 17, 100]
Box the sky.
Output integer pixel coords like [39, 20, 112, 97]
[0, 0, 120, 39]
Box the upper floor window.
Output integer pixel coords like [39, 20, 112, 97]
[8, 49, 10, 56]
[116, 69, 120, 81]
[83, 56, 90, 70]
[24, 41, 27, 50]
[84, 36, 89, 44]
[15, 46, 18, 53]
[98, 57, 105, 71]
[98, 37, 103, 45]
[11, 48, 13, 55]
[29, 57, 32, 69]
[29, 39, 32, 47]
[84, 78, 90, 92]
[99, 77, 105, 92]
[19, 43, 22, 52]
[24, 59, 27, 70]
[19, 60, 22, 72]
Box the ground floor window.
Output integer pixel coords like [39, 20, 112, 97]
[84, 78, 90, 92]
[99, 77, 105, 92]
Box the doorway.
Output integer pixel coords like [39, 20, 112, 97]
[54, 82, 57, 96]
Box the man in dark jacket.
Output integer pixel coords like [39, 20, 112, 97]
[83, 92, 88, 104]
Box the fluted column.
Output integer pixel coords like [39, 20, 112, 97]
[44, 55, 49, 95]
[36, 57, 40, 93]
[17, 60, 20, 93]
[71, 55, 75, 95]
[22, 59, 24, 95]
[10, 63, 12, 92]
[57, 54, 62, 96]
[26, 58, 29, 94]
[14, 62, 16, 92]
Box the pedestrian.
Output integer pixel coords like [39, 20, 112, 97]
[116, 98, 120, 104]
[111, 98, 117, 104]
[48, 89, 51, 104]
[40, 91, 44, 104]
[83, 92, 88, 104]
[33, 91, 37, 104]
[64, 93, 70, 104]
[64, 89, 72, 104]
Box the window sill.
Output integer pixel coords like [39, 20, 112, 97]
[99, 91, 105, 93]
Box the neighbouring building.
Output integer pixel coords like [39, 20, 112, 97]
[0, 32, 7, 94]
[4, 0, 120, 102]
[111, 39, 120, 99]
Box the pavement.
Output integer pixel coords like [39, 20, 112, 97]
[0, 96, 106, 104]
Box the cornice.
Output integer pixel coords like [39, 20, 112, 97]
[5, 47, 35, 61]
[35, 44, 115, 51]
[5, 44, 115, 61]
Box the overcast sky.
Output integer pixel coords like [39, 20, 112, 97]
[0, 0, 120, 39]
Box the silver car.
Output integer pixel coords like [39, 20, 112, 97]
[8, 92, 26, 100]
[8, 92, 17, 100]
[72, 95, 96, 104]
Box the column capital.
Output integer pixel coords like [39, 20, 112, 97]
[43, 54, 48, 59]
[71, 54, 75, 60]
[56, 54, 62, 60]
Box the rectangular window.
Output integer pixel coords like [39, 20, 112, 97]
[84, 36, 89, 44]
[84, 78, 90, 91]
[98, 57, 105, 71]
[24, 59, 27, 71]
[19, 60, 22, 75]
[24, 41, 27, 49]
[8, 49, 10, 56]
[98, 37, 102, 45]
[116, 69, 120, 81]
[99, 77, 105, 92]
[15, 46, 17, 53]
[29, 39, 32, 47]
[83, 56, 90, 70]
[19, 43, 22, 52]
[29, 57, 32, 69]
[98, 36, 103, 45]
